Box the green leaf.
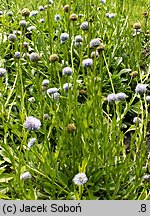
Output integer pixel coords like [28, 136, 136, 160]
[57, 171, 68, 186]
[118, 68, 132, 76]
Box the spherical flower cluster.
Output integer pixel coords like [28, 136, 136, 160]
[47, 87, 59, 94]
[100, 0, 106, 3]
[49, 54, 59, 63]
[63, 5, 70, 13]
[42, 79, 50, 86]
[29, 10, 38, 17]
[90, 38, 101, 48]
[23, 42, 28, 48]
[73, 173, 88, 185]
[146, 96, 150, 101]
[67, 123, 76, 133]
[29, 52, 40, 62]
[27, 26, 36, 31]
[106, 13, 116, 18]
[8, 34, 17, 42]
[135, 83, 148, 94]
[0, 68, 7, 77]
[133, 23, 141, 29]
[39, 6, 44, 11]
[24, 116, 41, 130]
[133, 117, 142, 124]
[19, 20, 27, 28]
[54, 14, 61, 21]
[20, 171, 31, 180]
[14, 52, 21, 59]
[52, 92, 59, 101]
[82, 58, 93, 67]
[107, 92, 127, 102]
[63, 83, 72, 91]
[75, 35, 83, 43]
[7, 11, 13, 16]
[28, 97, 35, 102]
[28, 138, 36, 149]
[60, 33, 69, 44]
[80, 21, 88, 30]
[40, 18, 45, 23]
[62, 67, 72, 76]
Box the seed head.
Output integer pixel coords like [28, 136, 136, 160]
[133, 23, 141, 29]
[129, 71, 138, 77]
[21, 8, 30, 17]
[143, 11, 148, 18]
[67, 123, 76, 133]
[29, 52, 40, 62]
[69, 13, 78, 21]
[63, 5, 70, 12]
[24, 116, 41, 130]
[97, 44, 105, 53]
[49, 54, 59, 63]
[0, 68, 7, 77]
[73, 173, 88, 185]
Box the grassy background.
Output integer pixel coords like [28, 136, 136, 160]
[0, 0, 149, 199]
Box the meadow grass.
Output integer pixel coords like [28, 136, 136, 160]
[0, 0, 149, 200]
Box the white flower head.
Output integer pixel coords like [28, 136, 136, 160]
[82, 58, 93, 67]
[80, 21, 88, 30]
[52, 92, 59, 101]
[90, 38, 101, 48]
[146, 96, 150, 102]
[133, 117, 142, 124]
[42, 79, 49, 86]
[24, 116, 41, 130]
[73, 173, 88, 185]
[135, 83, 148, 94]
[29, 10, 38, 17]
[27, 26, 36, 31]
[54, 14, 61, 21]
[107, 93, 118, 102]
[106, 13, 116, 18]
[60, 33, 69, 43]
[63, 83, 72, 91]
[0, 68, 7, 77]
[116, 92, 127, 100]
[28, 138, 37, 149]
[47, 87, 59, 94]
[75, 35, 83, 43]
[100, 0, 106, 4]
[20, 171, 31, 180]
[62, 67, 72, 76]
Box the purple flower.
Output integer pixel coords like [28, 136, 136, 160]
[24, 116, 41, 130]
[28, 138, 36, 149]
[47, 87, 59, 94]
[80, 21, 88, 30]
[135, 84, 148, 94]
[116, 92, 127, 100]
[20, 171, 31, 180]
[107, 93, 118, 102]
[82, 58, 93, 67]
[73, 173, 88, 185]
[62, 67, 72, 76]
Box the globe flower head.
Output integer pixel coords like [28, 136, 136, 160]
[29, 52, 40, 62]
[54, 14, 61, 21]
[90, 38, 101, 48]
[27, 26, 36, 31]
[107, 93, 118, 102]
[14, 52, 21, 59]
[91, 51, 99, 58]
[62, 67, 72, 76]
[75, 35, 83, 43]
[20, 171, 31, 180]
[133, 117, 142, 124]
[7, 11, 13, 16]
[19, 20, 27, 28]
[63, 5, 70, 13]
[8, 34, 17, 42]
[67, 123, 76, 133]
[40, 18, 45, 23]
[133, 22, 141, 30]
[39, 6, 44, 11]
[106, 13, 116, 18]
[47, 87, 59, 94]
[52, 92, 59, 101]
[100, 0, 106, 3]
[80, 21, 88, 30]
[82, 58, 93, 67]
[29, 10, 38, 17]
[42, 79, 49, 86]
[28, 138, 36, 149]
[135, 83, 148, 94]
[24, 116, 41, 130]
[60, 33, 69, 44]
[146, 96, 150, 102]
[63, 83, 72, 91]
[73, 173, 88, 185]
[116, 92, 127, 100]
[0, 68, 7, 77]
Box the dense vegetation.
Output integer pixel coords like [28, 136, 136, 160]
[0, 0, 149, 199]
